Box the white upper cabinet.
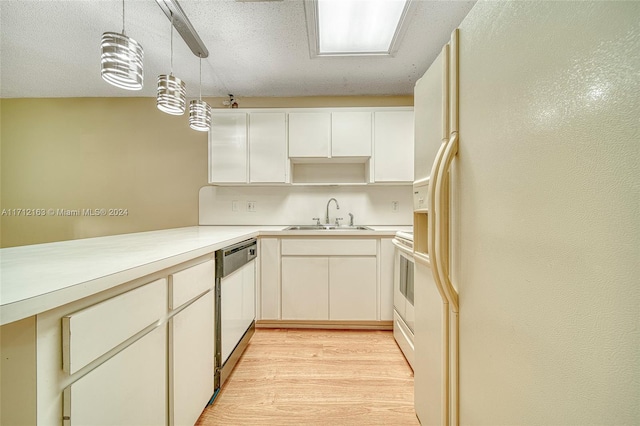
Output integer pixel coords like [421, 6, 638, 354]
[331, 112, 372, 157]
[209, 113, 247, 183]
[288, 112, 331, 157]
[207, 108, 413, 185]
[374, 110, 415, 182]
[289, 111, 372, 159]
[249, 113, 288, 183]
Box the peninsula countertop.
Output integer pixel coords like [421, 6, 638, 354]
[0, 225, 410, 325]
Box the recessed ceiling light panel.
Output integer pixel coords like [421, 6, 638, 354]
[305, 0, 413, 57]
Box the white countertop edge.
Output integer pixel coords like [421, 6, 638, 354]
[0, 230, 261, 325]
[0, 225, 410, 326]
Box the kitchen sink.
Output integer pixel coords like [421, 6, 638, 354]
[284, 225, 373, 231]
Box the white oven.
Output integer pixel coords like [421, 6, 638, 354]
[393, 230, 415, 369]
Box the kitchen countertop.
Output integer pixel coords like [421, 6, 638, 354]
[0, 225, 410, 326]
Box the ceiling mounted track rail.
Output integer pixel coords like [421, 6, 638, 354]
[155, 0, 209, 58]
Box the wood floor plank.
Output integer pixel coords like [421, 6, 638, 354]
[196, 328, 418, 426]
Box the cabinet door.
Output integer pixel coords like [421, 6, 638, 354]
[288, 112, 331, 157]
[171, 291, 215, 426]
[281, 257, 329, 320]
[209, 113, 247, 183]
[63, 326, 167, 426]
[380, 238, 395, 321]
[374, 110, 414, 182]
[331, 111, 372, 157]
[329, 257, 377, 320]
[249, 112, 288, 183]
[260, 238, 280, 320]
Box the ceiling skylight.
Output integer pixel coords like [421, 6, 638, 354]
[306, 0, 412, 57]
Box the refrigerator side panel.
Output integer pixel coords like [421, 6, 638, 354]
[455, 1, 640, 424]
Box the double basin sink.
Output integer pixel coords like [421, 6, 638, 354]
[284, 225, 373, 231]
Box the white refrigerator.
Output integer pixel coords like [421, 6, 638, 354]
[413, 1, 640, 425]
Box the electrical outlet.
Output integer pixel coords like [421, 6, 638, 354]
[232, 200, 239, 212]
[247, 201, 256, 212]
[392, 201, 399, 211]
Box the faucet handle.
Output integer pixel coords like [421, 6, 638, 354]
[312, 217, 321, 226]
[334, 217, 343, 226]
[348, 213, 354, 226]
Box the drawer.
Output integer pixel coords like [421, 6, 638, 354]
[170, 259, 215, 309]
[281, 238, 377, 256]
[62, 278, 167, 374]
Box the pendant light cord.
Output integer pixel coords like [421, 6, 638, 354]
[121, 0, 126, 35]
[170, 13, 174, 75]
[199, 56, 202, 101]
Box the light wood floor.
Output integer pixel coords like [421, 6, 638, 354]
[196, 328, 418, 426]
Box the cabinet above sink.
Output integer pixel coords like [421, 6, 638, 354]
[208, 107, 414, 186]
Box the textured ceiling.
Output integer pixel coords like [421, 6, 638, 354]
[0, 0, 475, 98]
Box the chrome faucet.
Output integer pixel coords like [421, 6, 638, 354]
[325, 198, 340, 224]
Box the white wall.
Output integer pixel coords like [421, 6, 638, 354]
[199, 185, 413, 226]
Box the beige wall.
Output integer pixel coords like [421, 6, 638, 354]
[0, 95, 412, 247]
[209, 95, 413, 109]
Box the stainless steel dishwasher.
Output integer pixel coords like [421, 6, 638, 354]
[214, 238, 257, 394]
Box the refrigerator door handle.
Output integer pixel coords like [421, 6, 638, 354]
[435, 131, 460, 313]
[427, 41, 451, 304]
[427, 139, 450, 302]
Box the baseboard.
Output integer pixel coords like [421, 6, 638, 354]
[255, 320, 393, 330]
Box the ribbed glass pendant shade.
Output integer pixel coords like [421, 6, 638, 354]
[100, 32, 144, 90]
[157, 74, 186, 115]
[189, 99, 211, 131]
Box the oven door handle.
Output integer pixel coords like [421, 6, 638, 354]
[392, 238, 414, 257]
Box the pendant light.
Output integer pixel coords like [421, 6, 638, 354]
[101, 0, 144, 90]
[157, 13, 186, 115]
[189, 56, 212, 132]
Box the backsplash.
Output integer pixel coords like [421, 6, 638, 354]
[199, 185, 413, 226]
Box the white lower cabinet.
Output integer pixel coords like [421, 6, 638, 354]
[22, 257, 216, 426]
[62, 279, 167, 375]
[279, 238, 384, 322]
[170, 259, 215, 426]
[171, 291, 215, 426]
[329, 257, 377, 320]
[260, 238, 280, 320]
[63, 325, 167, 426]
[281, 255, 377, 321]
[281, 257, 329, 320]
